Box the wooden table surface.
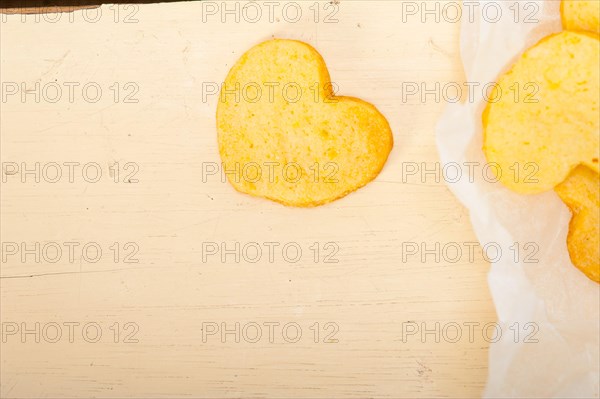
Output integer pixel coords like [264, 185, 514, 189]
[0, 1, 497, 397]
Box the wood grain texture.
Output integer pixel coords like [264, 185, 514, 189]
[0, 1, 497, 397]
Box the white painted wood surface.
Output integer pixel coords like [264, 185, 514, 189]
[0, 1, 497, 397]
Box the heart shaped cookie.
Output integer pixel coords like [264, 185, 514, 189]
[555, 166, 599, 283]
[483, 31, 599, 194]
[216, 39, 393, 207]
[562, 0, 600, 33]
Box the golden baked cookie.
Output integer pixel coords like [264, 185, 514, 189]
[555, 166, 600, 283]
[562, 0, 600, 33]
[483, 31, 599, 194]
[216, 39, 393, 207]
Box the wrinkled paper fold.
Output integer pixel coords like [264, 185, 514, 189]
[436, 1, 600, 397]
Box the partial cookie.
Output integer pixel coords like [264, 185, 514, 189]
[483, 31, 599, 194]
[555, 166, 599, 283]
[216, 39, 393, 207]
[562, 0, 600, 33]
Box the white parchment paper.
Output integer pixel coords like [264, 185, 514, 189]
[435, 1, 600, 397]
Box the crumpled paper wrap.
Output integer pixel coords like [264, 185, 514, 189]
[435, 1, 600, 397]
